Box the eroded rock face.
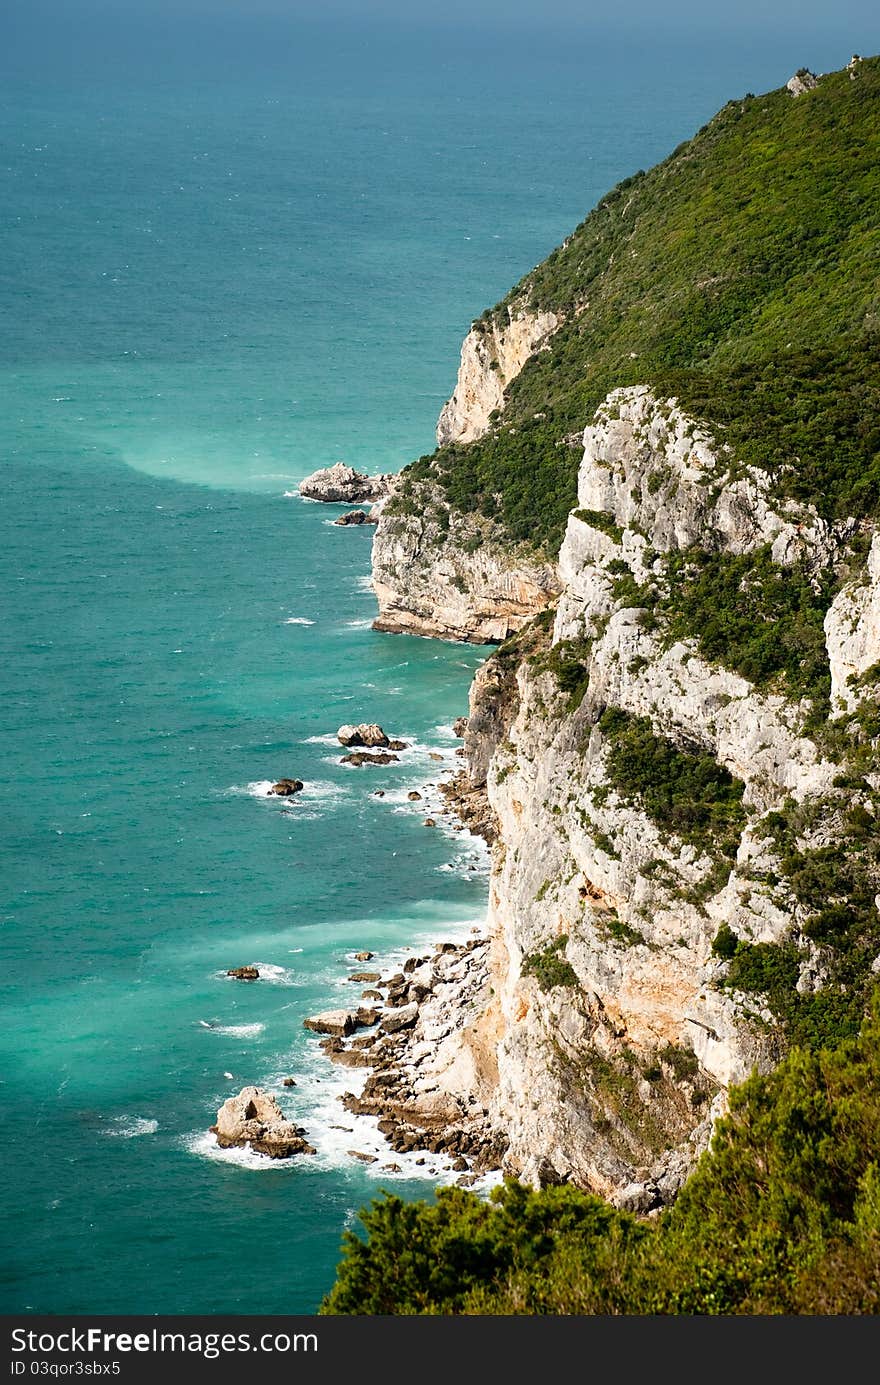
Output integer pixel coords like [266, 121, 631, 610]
[212, 1087, 315, 1158]
[358, 384, 872, 1200]
[825, 533, 880, 712]
[299, 463, 395, 503]
[437, 302, 561, 446]
[371, 485, 560, 643]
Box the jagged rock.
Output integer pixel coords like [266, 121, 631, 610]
[349, 1150, 378, 1163]
[282, 1077, 297, 1088]
[407, 791, 423, 802]
[355, 1007, 381, 1027]
[337, 723, 391, 747]
[303, 1009, 364, 1038]
[211, 1087, 315, 1158]
[429, 752, 444, 762]
[267, 778, 303, 796]
[349, 971, 381, 983]
[333, 509, 370, 526]
[453, 717, 469, 737]
[387, 739, 409, 750]
[380, 1003, 419, 1033]
[341, 752, 400, 766]
[361, 989, 383, 1001]
[227, 966, 259, 981]
[299, 462, 394, 504]
[423, 818, 436, 828]
[355, 950, 374, 961]
[373, 790, 385, 797]
[436, 300, 561, 447]
[787, 68, 819, 96]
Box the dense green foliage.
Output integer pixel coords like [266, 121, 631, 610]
[598, 707, 746, 855]
[322, 996, 880, 1314]
[658, 546, 835, 706]
[521, 935, 578, 991]
[396, 59, 880, 552]
[715, 791, 880, 1050]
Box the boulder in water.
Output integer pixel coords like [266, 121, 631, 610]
[227, 966, 259, 981]
[211, 1087, 315, 1158]
[268, 779, 303, 796]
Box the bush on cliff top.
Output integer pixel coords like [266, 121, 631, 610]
[321, 991, 880, 1315]
[398, 58, 880, 552]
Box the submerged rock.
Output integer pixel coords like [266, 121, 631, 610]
[333, 509, 374, 526]
[211, 1087, 315, 1158]
[340, 751, 400, 766]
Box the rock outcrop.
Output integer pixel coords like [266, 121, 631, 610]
[333, 509, 376, 526]
[299, 463, 395, 504]
[825, 532, 880, 712]
[227, 966, 259, 981]
[787, 68, 819, 96]
[437, 301, 561, 446]
[211, 1087, 315, 1158]
[371, 484, 560, 642]
[337, 723, 392, 748]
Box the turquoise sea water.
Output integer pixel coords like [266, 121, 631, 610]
[1, 21, 859, 1313]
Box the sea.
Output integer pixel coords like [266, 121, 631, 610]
[0, 13, 860, 1314]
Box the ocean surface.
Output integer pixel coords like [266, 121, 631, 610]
[0, 18, 857, 1313]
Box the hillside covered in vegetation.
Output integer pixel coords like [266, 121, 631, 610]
[395, 56, 879, 552]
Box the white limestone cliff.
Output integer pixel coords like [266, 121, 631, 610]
[436, 302, 560, 447]
[370, 380, 878, 1199]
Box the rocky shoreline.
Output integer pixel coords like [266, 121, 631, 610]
[208, 713, 502, 1177]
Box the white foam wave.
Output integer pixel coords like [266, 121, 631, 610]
[248, 963, 297, 986]
[104, 1116, 158, 1139]
[282, 490, 298, 498]
[186, 1130, 301, 1172]
[300, 779, 348, 800]
[212, 1023, 265, 1038]
[302, 733, 340, 746]
[225, 780, 276, 799]
[352, 575, 375, 593]
[344, 618, 374, 629]
[284, 616, 315, 626]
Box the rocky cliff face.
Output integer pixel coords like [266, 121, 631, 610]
[371, 483, 560, 643]
[436, 301, 560, 447]
[373, 384, 880, 1203]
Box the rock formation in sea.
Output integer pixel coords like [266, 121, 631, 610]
[299, 463, 395, 504]
[211, 1087, 315, 1158]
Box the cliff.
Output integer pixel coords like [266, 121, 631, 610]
[359, 57, 880, 1200]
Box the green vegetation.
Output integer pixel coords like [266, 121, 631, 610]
[599, 707, 746, 856]
[521, 935, 578, 992]
[322, 994, 880, 1314]
[658, 546, 836, 706]
[529, 635, 593, 710]
[394, 59, 880, 552]
[574, 509, 625, 543]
